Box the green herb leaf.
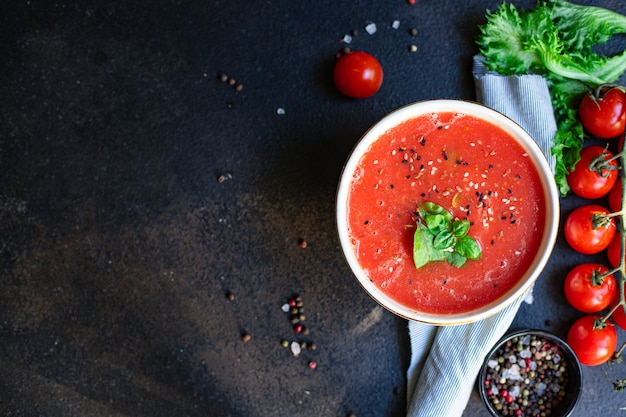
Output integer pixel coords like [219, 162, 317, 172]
[433, 230, 455, 250]
[413, 223, 445, 269]
[412, 201, 482, 269]
[445, 251, 467, 268]
[455, 236, 482, 260]
[418, 202, 453, 222]
[450, 219, 470, 238]
[425, 214, 450, 235]
[413, 224, 431, 269]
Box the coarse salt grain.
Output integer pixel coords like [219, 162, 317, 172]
[365, 22, 377, 34]
[342, 34, 353, 44]
[392, 20, 400, 29]
[277, 107, 285, 115]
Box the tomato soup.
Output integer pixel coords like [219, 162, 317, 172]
[346, 111, 546, 315]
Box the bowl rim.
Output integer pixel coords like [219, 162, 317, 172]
[336, 99, 560, 325]
[477, 328, 583, 417]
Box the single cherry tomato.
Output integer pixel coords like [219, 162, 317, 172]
[563, 205, 616, 254]
[606, 232, 622, 268]
[608, 178, 623, 213]
[333, 51, 383, 99]
[579, 86, 626, 139]
[564, 263, 616, 313]
[567, 315, 617, 366]
[566, 146, 618, 199]
[609, 292, 626, 330]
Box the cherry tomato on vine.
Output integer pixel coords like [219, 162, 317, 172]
[579, 86, 626, 139]
[566, 146, 618, 199]
[563, 205, 616, 255]
[333, 51, 383, 99]
[608, 178, 623, 213]
[564, 263, 616, 313]
[567, 315, 617, 366]
[606, 232, 622, 268]
[609, 292, 626, 330]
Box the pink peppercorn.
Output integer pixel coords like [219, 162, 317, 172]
[293, 323, 303, 334]
[308, 361, 317, 369]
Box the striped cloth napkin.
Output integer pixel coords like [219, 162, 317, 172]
[405, 55, 557, 417]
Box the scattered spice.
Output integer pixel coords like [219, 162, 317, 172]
[409, 27, 418, 36]
[217, 173, 233, 183]
[298, 238, 308, 248]
[225, 291, 235, 301]
[408, 45, 418, 53]
[241, 332, 251, 342]
[281, 295, 318, 367]
[217, 72, 243, 92]
[290, 341, 301, 357]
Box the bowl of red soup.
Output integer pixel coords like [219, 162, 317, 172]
[336, 99, 559, 325]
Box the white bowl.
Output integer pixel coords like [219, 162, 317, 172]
[336, 99, 559, 325]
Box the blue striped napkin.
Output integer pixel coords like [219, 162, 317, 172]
[405, 55, 557, 417]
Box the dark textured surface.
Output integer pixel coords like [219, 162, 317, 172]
[2, 1, 626, 416]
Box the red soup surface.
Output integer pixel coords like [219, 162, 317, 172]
[346, 111, 546, 315]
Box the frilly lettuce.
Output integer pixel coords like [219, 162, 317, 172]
[477, 0, 626, 195]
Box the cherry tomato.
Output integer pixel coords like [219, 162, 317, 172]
[566, 146, 618, 199]
[607, 232, 622, 268]
[579, 86, 626, 139]
[333, 51, 383, 99]
[609, 292, 626, 330]
[563, 205, 616, 254]
[564, 263, 616, 313]
[608, 178, 622, 213]
[567, 315, 617, 366]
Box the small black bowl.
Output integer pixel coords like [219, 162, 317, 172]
[478, 329, 583, 417]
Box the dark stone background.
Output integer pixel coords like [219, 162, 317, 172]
[2, 1, 626, 416]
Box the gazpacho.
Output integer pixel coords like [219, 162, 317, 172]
[345, 111, 546, 315]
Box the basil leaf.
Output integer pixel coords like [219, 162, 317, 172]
[424, 227, 446, 262]
[413, 224, 431, 269]
[418, 202, 453, 222]
[413, 223, 446, 269]
[451, 219, 470, 237]
[445, 251, 467, 268]
[425, 214, 449, 235]
[455, 236, 482, 260]
[433, 230, 455, 250]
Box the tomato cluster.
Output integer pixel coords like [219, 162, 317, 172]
[563, 86, 626, 366]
